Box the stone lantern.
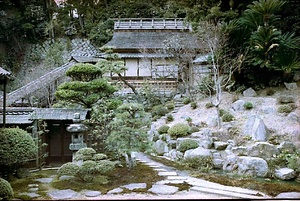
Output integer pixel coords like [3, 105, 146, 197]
[66, 113, 88, 161]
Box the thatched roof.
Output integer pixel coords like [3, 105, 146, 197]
[103, 31, 201, 52]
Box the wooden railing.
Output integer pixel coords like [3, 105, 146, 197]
[114, 18, 191, 30]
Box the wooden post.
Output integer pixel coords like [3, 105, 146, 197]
[3, 79, 6, 128]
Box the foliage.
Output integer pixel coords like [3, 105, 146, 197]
[151, 105, 169, 118]
[222, 113, 235, 122]
[188, 126, 200, 134]
[166, 114, 174, 122]
[243, 102, 253, 110]
[0, 128, 37, 167]
[106, 102, 152, 157]
[178, 139, 199, 152]
[165, 101, 175, 110]
[205, 102, 214, 108]
[190, 101, 198, 109]
[277, 96, 295, 104]
[157, 125, 170, 134]
[277, 105, 293, 113]
[58, 147, 117, 182]
[183, 97, 191, 105]
[182, 156, 213, 172]
[0, 178, 14, 200]
[55, 63, 117, 108]
[167, 123, 190, 138]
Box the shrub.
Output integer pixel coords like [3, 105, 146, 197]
[243, 102, 253, 110]
[151, 105, 169, 117]
[222, 113, 235, 122]
[0, 178, 14, 200]
[92, 153, 108, 161]
[168, 123, 190, 138]
[278, 105, 293, 113]
[95, 160, 117, 175]
[158, 125, 170, 134]
[183, 97, 191, 105]
[178, 139, 199, 152]
[0, 128, 37, 168]
[165, 101, 175, 110]
[78, 160, 98, 182]
[188, 126, 200, 134]
[166, 114, 174, 122]
[74, 147, 96, 161]
[205, 102, 214, 108]
[219, 109, 227, 117]
[190, 101, 198, 109]
[57, 162, 80, 177]
[183, 156, 213, 172]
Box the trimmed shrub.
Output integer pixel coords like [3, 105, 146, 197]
[168, 123, 190, 138]
[78, 160, 98, 182]
[243, 102, 253, 110]
[183, 97, 191, 105]
[166, 114, 174, 122]
[95, 160, 116, 175]
[57, 162, 79, 177]
[0, 128, 37, 167]
[158, 125, 170, 134]
[190, 102, 198, 109]
[205, 102, 214, 108]
[151, 105, 169, 117]
[165, 101, 175, 110]
[74, 147, 96, 161]
[183, 156, 213, 172]
[278, 105, 293, 113]
[222, 113, 235, 122]
[178, 139, 199, 152]
[0, 178, 14, 200]
[92, 153, 108, 161]
[188, 126, 200, 134]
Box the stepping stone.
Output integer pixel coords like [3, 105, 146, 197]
[19, 192, 40, 198]
[28, 184, 38, 188]
[107, 187, 123, 194]
[153, 168, 167, 172]
[28, 187, 39, 192]
[47, 189, 77, 200]
[158, 172, 177, 176]
[167, 176, 187, 180]
[122, 183, 147, 190]
[85, 190, 101, 197]
[35, 178, 53, 183]
[148, 184, 179, 195]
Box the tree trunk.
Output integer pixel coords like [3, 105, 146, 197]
[117, 73, 138, 95]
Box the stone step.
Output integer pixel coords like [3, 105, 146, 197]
[190, 186, 266, 199]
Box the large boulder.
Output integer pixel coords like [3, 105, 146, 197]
[243, 115, 269, 141]
[247, 142, 279, 160]
[223, 154, 238, 172]
[237, 156, 268, 177]
[154, 140, 169, 156]
[231, 100, 246, 111]
[183, 147, 212, 160]
[243, 87, 257, 97]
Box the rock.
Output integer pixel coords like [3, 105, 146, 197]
[164, 149, 183, 161]
[154, 140, 169, 155]
[35, 178, 53, 183]
[231, 100, 246, 111]
[84, 190, 101, 197]
[207, 115, 218, 127]
[247, 142, 279, 160]
[231, 146, 248, 156]
[213, 141, 228, 150]
[243, 88, 257, 97]
[243, 115, 269, 141]
[274, 168, 296, 180]
[277, 96, 295, 104]
[223, 154, 238, 172]
[293, 71, 300, 81]
[47, 189, 77, 200]
[276, 192, 300, 198]
[183, 147, 212, 160]
[122, 183, 147, 190]
[277, 141, 296, 153]
[287, 112, 300, 123]
[148, 184, 178, 195]
[237, 156, 268, 177]
[284, 82, 298, 90]
[107, 187, 123, 194]
[213, 159, 224, 169]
